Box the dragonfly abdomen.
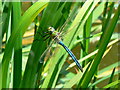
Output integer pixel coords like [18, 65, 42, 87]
[58, 41, 83, 72]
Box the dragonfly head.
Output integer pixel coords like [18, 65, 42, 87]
[48, 27, 55, 34]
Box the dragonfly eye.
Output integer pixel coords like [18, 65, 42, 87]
[48, 27, 55, 33]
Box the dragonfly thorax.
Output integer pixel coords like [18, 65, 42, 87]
[47, 27, 60, 38]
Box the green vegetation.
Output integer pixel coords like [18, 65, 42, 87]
[1, 1, 120, 89]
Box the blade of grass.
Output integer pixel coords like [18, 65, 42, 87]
[102, 3, 114, 33]
[98, 61, 119, 75]
[4, 3, 12, 88]
[81, 11, 92, 66]
[107, 67, 116, 88]
[103, 80, 120, 88]
[12, 2, 22, 88]
[92, 2, 105, 22]
[2, 2, 10, 40]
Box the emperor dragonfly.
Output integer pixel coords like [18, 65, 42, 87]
[44, 26, 83, 72]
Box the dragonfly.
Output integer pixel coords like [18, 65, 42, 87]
[43, 26, 83, 72]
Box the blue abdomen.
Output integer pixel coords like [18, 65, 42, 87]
[58, 41, 83, 72]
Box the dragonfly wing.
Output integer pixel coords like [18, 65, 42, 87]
[39, 39, 56, 63]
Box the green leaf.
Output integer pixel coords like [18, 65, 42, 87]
[104, 80, 120, 88]
[12, 2, 22, 88]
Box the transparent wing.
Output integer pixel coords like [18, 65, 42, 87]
[58, 15, 72, 33]
[39, 33, 62, 64]
[57, 4, 81, 39]
[39, 39, 56, 63]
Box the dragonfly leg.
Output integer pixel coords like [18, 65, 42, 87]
[43, 36, 50, 41]
[33, 39, 41, 42]
[33, 31, 50, 42]
[33, 36, 50, 42]
[36, 30, 50, 38]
